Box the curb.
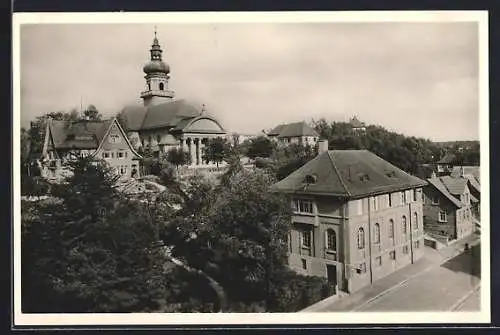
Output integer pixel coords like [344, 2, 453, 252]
[449, 284, 481, 311]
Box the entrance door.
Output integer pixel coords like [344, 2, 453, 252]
[326, 264, 337, 286]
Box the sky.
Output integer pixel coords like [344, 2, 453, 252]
[19, 21, 480, 141]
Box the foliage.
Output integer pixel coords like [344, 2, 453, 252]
[268, 268, 335, 312]
[165, 147, 191, 169]
[83, 104, 102, 121]
[268, 143, 318, 181]
[21, 175, 51, 197]
[202, 137, 231, 168]
[21, 157, 168, 313]
[160, 166, 292, 310]
[245, 136, 276, 159]
[312, 118, 447, 175]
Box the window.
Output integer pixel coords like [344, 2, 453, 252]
[118, 151, 125, 158]
[301, 230, 312, 248]
[402, 216, 407, 240]
[389, 219, 395, 239]
[413, 189, 417, 202]
[326, 229, 336, 251]
[389, 250, 396, 260]
[373, 223, 380, 244]
[388, 193, 392, 207]
[439, 210, 448, 223]
[414, 240, 420, 249]
[375, 256, 382, 267]
[102, 152, 110, 159]
[301, 259, 307, 270]
[357, 228, 365, 249]
[148, 83, 151, 90]
[120, 166, 127, 175]
[109, 134, 121, 144]
[357, 262, 367, 274]
[402, 245, 409, 254]
[288, 232, 292, 252]
[413, 212, 419, 230]
[464, 193, 469, 204]
[401, 191, 406, 205]
[292, 199, 314, 214]
[372, 196, 379, 211]
[159, 82, 164, 91]
[432, 196, 439, 205]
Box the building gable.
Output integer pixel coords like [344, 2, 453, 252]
[93, 119, 142, 159]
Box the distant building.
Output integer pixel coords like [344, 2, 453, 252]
[40, 118, 142, 183]
[267, 121, 319, 146]
[271, 144, 427, 294]
[349, 116, 366, 133]
[432, 153, 457, 176]
[423, 174, 477, 242]
[229, 131, 268, 146]
[118, 31, 227, 168]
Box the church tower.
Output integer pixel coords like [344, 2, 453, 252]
[140, 28, 175, 106]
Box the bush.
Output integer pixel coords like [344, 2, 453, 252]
[268, 269, 335, 312]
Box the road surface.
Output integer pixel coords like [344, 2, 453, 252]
[356, 245, 480, 312]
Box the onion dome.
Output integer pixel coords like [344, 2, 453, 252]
[143, 30, 170, 75]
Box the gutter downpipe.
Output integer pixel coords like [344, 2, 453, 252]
[409, 195, 414, 264]
[367, 197, 373, 284]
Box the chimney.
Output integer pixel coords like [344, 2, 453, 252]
[318, 139, 328, 154]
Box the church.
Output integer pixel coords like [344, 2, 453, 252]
[118, 30, 228, 167]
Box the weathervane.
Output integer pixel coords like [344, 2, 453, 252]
[154, 25, 157, 37]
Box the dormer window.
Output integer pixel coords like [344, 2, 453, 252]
[358, 173, 370, 182]
[303, 174, 318, 185]
[159, 82, 164, 91]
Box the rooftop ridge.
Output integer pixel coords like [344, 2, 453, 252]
[327, 151, 352, 197]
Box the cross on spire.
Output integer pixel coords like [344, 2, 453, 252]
[154, 25, 157, 38]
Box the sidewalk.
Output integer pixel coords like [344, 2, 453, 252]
[300, 233, 480, 312]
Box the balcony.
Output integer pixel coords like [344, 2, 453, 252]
[140, 89, 175, 98]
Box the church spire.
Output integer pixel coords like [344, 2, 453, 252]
[141, 27, 175, 106]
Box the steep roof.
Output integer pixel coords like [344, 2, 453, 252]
[440, 175, 468, 196]
[47, 119, 113, 150]
[466, 176, 481, 195]
[427, 177, 464, 208]
[268, 122, 319, 138]
[271, 150, 427, 199]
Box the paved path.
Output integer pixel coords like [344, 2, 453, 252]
[301, 234, 480, 312]
[356, 247, 480, 311]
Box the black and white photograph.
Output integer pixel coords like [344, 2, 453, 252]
[13, 11, 490, 326]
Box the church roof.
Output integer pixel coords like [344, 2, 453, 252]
[271, 150, 427, 199]
[268, 121, 319, 138]
[119, 99, 203, 131]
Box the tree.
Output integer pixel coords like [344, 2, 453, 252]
[245, 136, 275, 159]
[22, 157, 169, 312]
[165, 147, 191, 170]
[83, 104, 102, 121]
[161, 167, 291, 310]
[202, 137, 231, 168]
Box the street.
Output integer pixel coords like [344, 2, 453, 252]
[356, 243, 481, 312]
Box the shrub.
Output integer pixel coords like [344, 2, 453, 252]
[268, 268, 335, 312]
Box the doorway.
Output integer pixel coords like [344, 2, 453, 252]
[326, 264, 337, 286]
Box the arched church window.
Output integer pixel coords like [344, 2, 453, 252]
[159, 82, 164, 91]
[148, 83, 151, 90]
